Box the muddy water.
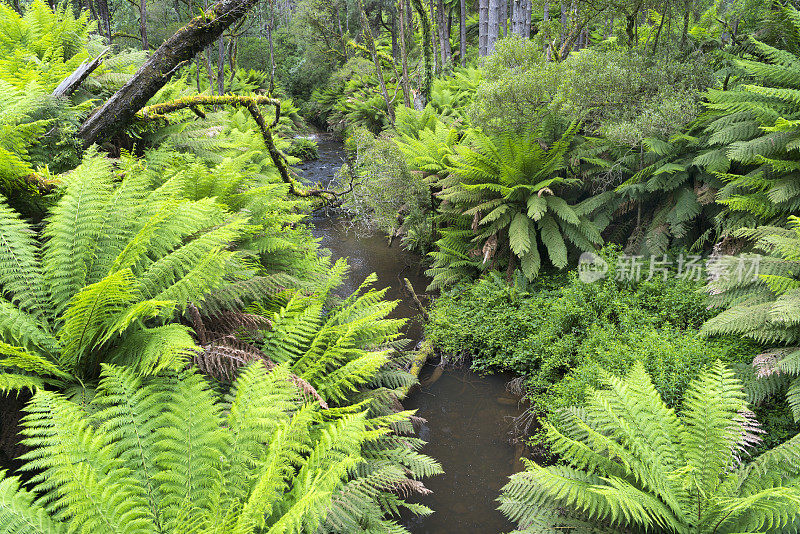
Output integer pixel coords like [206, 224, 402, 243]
[301, 137, 521, 534]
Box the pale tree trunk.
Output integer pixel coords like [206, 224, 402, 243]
[560, 1, 566, 44]
[217, 36, 225, 95]
[431, 0, 440, 73]
[500, 0, 507, 37]
[487, 0, 499, 53]
[398, 0, 412, 106]
[267, 11, 276, 93]
[437, 0, 448, 70]
[511, 0, 519, 36]
[511, 0, 529, 37]
[478, 0, 488, 55]
[523, 0, 530, 37]
[139, 0, 149, 51]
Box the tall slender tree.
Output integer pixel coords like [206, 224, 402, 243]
[479, 0, 488, 55]
[139, 0, 149, 50]
[398, 0, 412, 106]
[459, 0, 466, 65]
[487, 0, 500, 53]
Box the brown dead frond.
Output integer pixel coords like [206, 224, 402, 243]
[392, 478, 432, 498]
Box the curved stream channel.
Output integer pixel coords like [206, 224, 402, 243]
[300, 137, 522, 533]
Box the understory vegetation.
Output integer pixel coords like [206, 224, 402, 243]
[3, 0, 800, 531]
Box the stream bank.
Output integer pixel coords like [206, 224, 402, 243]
[302, 137, 525, 533]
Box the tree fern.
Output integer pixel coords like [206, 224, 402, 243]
[698, 5, 800, 232]
[423, 121, 612, 287]
[498, 361, 800, 532]
[0, 150, 248, 390]
[703, 216, 800, 421]
[0, 362, 439, 534]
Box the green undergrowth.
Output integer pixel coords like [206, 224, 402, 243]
[426, 247, 795, 449]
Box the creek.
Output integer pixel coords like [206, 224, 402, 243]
[301, 137, 523, 533]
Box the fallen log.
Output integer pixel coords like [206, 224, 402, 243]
[78, 0, 263, 147]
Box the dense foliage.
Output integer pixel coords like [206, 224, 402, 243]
[5, 0, 800, 530]
[426, 249, 759, 419]
[0, 363, 439, 533]
[499, 362, 800, 533]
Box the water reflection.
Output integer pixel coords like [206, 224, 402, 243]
[305, 137, 522, 534]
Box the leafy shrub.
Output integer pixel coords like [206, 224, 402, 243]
[472, 37, 713, 138]
[341, 127, 433, 251]
[426, 248, 757, 420]
[288, 137, 319, 160]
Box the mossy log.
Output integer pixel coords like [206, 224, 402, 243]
[138, 94, 339, 200]
[399, 340, 434, 398]
[78, 0, 262, 147]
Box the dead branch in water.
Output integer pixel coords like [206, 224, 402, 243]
[401, 277, 429, 321]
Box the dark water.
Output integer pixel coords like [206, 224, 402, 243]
[301, 136, 521, 534]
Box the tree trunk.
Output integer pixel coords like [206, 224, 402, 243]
[680, 0, 690, 48]
[96, 0, 111, 39]
[139, 0, 149, 51]
[398, 0, 412, 107]
[487, 0, 498, 54]
[478, 0, 488, 55]
[217, 36, 225, 95]
[430, 0, 440, 74]
[437, 0, 448, 70]
[500, 0, 507, 37]
[523, 0, 530, 37]
[359, 0, 395, 125]
[651, 0, 667, 54]
[459, 0, 466, 66]
[78, 0, 264, 146]
[411, 0, 433, 102]
[267, 12, 276, 93]
[334, 4, 348, 60]
[560, 1, 566, 44]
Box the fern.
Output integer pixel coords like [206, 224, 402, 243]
[0, 150, 249, 390]
[0, 362, 438, 534]
[697, 5, 800, 232]
[703, 216, 800, 421]
[498, 361, 800, 532]
[417, 121, 611, 287]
